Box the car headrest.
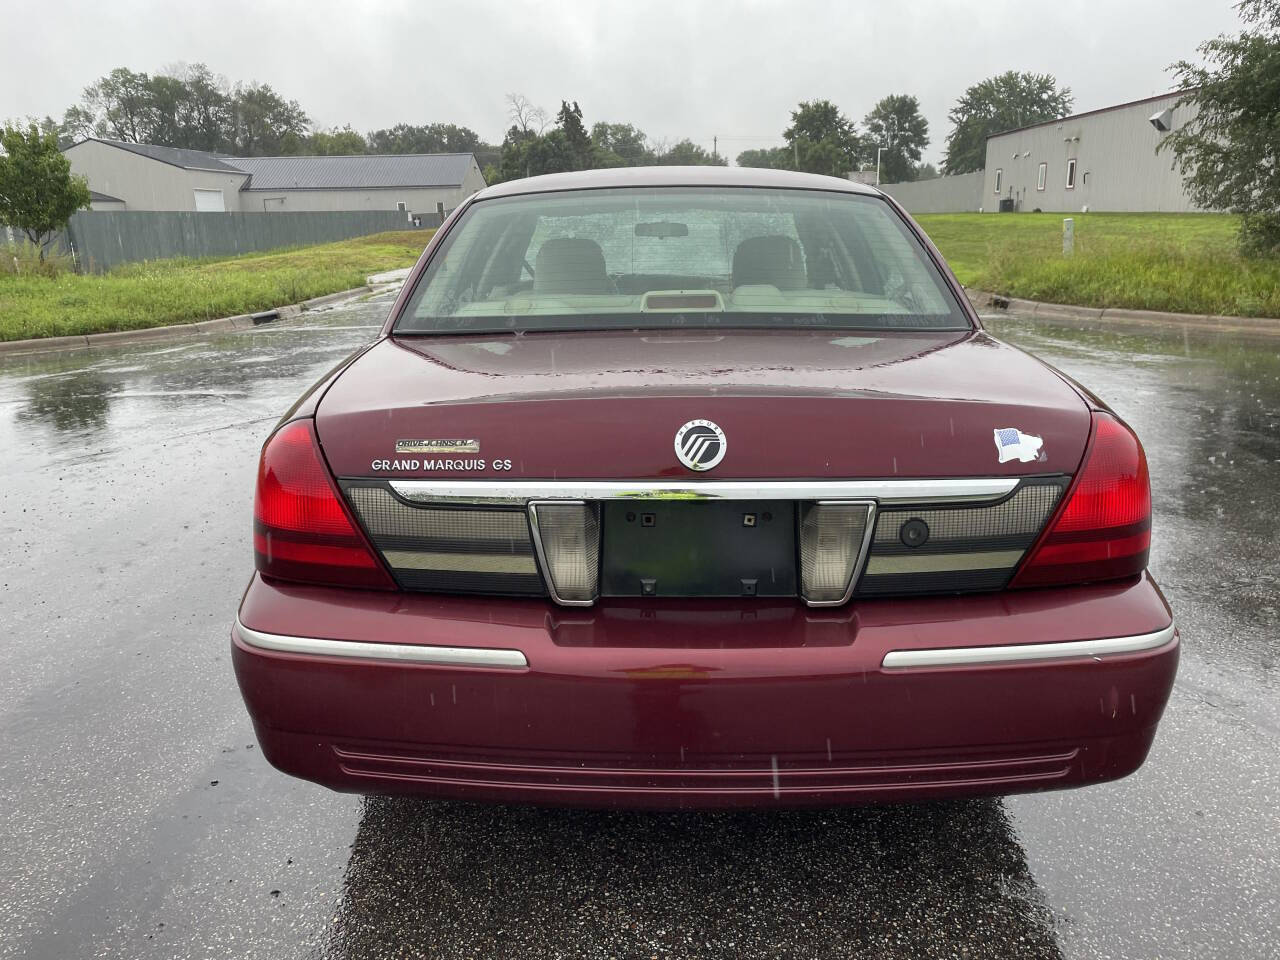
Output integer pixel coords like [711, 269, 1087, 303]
[533, 238, 611, 295]
[732, 235, 806, 291]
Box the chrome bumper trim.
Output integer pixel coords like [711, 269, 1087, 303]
[387, 477, 1019, 506]
[234, 619, 528, 669]
[881, 623, 1177, 669]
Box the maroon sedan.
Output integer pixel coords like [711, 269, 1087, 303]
[233, 167, 1177, 808]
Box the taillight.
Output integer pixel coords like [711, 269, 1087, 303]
[1011, 411, 1150, 588]
[254, 420, 395, 589]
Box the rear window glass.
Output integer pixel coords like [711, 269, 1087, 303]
[396, 186, 968, 334]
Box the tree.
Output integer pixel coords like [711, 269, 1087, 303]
[145, 74, 193, 148]
[592, 122, 654, 166]
[506, 93, 549, 138]
[942, 71, 1073, 174]
[83, 67, 156, 143]
[228, 82, 309, 155]
[1162, 0, 1280, 256]
[498, 128, 577, 181]
[308, 126, 367, 155]
[495, 99, 614, 181]
[0, 123, 92, 259]
[366, 122, 484, 154]
[59, 105, 97, 145]
[783, 100, 865, 176]
[735, 146, 793, 169]
[67, 64, 262, 155]
[864, 94, 929, 183]
[655, 139, 727, 166]
[914, 162, 940, 180]
[166, 63, 234, 152]
[556, 101, 592, 168]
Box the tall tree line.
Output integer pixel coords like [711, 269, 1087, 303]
[33, 64, 728, 177]
[732, 72, 1073, 183]
[53, 64, 312, 156]
[37, 63, 502, 161]
[32, 62, 1073, 182]
[734, 94, 931, 183]
[490, 94, 724, 183]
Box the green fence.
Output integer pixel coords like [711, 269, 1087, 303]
[61, 210, 439, 272]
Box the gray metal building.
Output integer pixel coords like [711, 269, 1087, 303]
[981, 91, 1199, 213]
[62, 139, 486, 216]
[876, 172, 984, 214]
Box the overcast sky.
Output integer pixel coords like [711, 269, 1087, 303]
[1, 0, 1243, 165]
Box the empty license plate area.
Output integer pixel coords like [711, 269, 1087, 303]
[600, 500, 797, 597]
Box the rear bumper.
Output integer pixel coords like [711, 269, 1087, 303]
[233, 573, 1178, 809]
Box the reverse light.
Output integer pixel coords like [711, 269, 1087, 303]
[528, 501, 600, 605]
[254, 420, 395, 589]
[798, 501, 875, 605]
[1011, 412, 1151, 588]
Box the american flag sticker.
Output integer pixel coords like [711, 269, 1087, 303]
[994, 427, 1044, 463]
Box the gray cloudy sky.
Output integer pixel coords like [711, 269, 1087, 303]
[1, 0, 1242, 164]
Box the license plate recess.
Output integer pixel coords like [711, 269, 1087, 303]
[600, 500, 797, 597]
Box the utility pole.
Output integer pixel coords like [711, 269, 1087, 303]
[713, 135, 717, 162]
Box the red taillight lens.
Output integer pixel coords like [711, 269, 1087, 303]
[254, 420, 394, 589]
[1011, 412, 1151, 588]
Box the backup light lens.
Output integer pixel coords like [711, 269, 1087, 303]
[1011, 412, 1151, 588]
[529, 501, 600, 604]
[799, 502, 874, 605]
[254, 420, 394, 590]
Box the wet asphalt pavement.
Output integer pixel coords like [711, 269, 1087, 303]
[0, 293, 1277, 959]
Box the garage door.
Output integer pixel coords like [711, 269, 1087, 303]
[193, 189, 225, 212]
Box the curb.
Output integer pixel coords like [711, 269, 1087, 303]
[0, 283, 377, 358]
[967, 288, 1280, 339]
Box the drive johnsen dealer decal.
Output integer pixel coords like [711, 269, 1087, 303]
[372, 439, 512, 472]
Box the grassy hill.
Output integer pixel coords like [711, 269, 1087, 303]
[916, 213, 1280, 318]
[0, 231, 431, 342]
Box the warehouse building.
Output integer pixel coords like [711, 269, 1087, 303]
[981, 90, 1199, 213]
[62, 139, 486, 216]
[877, 90, 1202, 214]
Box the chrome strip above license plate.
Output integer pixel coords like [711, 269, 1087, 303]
[386, 478, 1020, 505]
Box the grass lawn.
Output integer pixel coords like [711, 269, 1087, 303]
[0, 230, 432, 342]
[915, 212, 1280, 318]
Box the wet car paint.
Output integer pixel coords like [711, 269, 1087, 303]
[316, 328, 1093, 479]
[0, 296, 1276, 959]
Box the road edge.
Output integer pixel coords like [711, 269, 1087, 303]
[967, 288, 1280, 339]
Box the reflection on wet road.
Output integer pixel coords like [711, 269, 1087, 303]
[0, 301, 1275, 959]
[328, 798, 1057, 959]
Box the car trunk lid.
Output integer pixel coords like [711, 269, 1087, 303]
[316, 328, 1092, 480]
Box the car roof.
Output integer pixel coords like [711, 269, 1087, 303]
[474, 165, 884, 200]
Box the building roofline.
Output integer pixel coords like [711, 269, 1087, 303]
[69, 137, 249, 176]
[987, 89, 1198, 139]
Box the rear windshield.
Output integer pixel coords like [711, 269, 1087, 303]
[395, 186, 969, 335]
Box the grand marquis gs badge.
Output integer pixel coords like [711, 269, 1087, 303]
[675, 419, 727, 472]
